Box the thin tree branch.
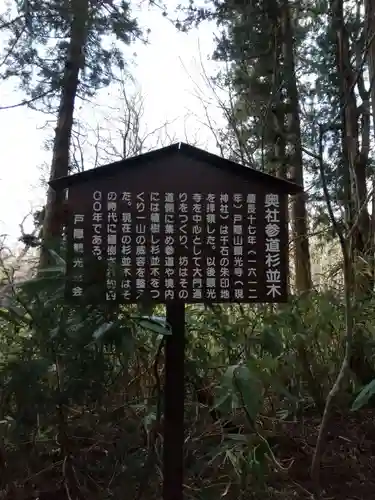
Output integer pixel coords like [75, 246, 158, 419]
[0, 89, 55, 110]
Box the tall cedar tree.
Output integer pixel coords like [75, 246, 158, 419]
[299, 0, 374, 382]
[0, 0, 140, 266]
[330, 0, 371, 286]
[183, 0, 312, 292]
[365, 0, 375, 273]
[330, 0, 374, 384]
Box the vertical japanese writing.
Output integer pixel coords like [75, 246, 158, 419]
[246, 194, 257, 299]
[264, 194, 281, 299]
[135, 192, 147, 299]
[106, 191, 117, 301]
[192, 193, 203, 300]
[232, 194, 244, 300]
[164, 192, 175, 300]
[120, 191, 132, 301]
[150, 192, 161, 300]
[219, 193, 230, 300]
[67, 181, 287, 305]
[205, 193, 216, 301]
[71, 213, 85, 298]
[92, 190, 103, 262]
[178, 193, 189, 300]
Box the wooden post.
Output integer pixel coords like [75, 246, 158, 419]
[163, 303, 185, 500]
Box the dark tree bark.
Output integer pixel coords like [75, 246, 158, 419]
[364, 0, 375, 281]
[331, 0, 374, 384]
[40, 0, 89, 268]
[280, 0, 312, 293]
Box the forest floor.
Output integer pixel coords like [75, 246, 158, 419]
[2, 409, 375, 499]
[268, 408, 375, 499]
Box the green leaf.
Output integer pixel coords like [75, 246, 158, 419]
[16, 275, 65, 297]
[351, 379, 375, 411]
[225, 449, 241, 475]
[50, 326, 59, 338]
[222, 365, 238, 388]
[226, 433, 248, 443]
[137, 316, 171, 336]
[46, 249, 66, 267]
[0, 306, 28, 327]
[233, 365, 263, 421]
[218, 364, 263, 421]
[213, 390, 232, 415]
[93, 322, 114, 340]
[260, 327, 283, 357]
[38, 265, 65, 275]
[0, 308, 15, 323]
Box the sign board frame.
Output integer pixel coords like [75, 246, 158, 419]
[50, 142, 301, 307]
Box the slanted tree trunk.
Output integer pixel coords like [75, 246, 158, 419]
[40, 0, 89, 269]
[280, 0, 312, 293]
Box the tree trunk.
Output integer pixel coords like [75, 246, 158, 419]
[331, 0, 375, 385]
[365, 0, 375, 138]
[280, 0, 312, 293]
[365, 0, 375, 281]
[330, 0, 354, 238]
[332, 0, 370, 283]
[40, 0, 89, 269]
[265, 0, 286, 179]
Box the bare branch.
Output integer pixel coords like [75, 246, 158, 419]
[0, 89, 55, 110]
[66, 73, 181, 172]
[0, 15, 24, 30]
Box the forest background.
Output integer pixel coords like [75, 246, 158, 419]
[1, 0, 375, 498]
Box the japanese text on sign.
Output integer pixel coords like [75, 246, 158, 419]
[264, 194, 282, 299]
[67, 191, 286, 303]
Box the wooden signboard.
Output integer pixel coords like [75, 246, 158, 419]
[50, 143, 300, 306]
[50, 142, 302, 500]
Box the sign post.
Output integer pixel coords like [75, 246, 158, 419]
[49, 142, 302, 499]
[164, 303, 185, 500]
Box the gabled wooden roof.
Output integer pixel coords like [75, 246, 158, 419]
[49, 142, 302, 194]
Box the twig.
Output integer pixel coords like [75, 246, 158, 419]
[0, 89, 55, 110]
